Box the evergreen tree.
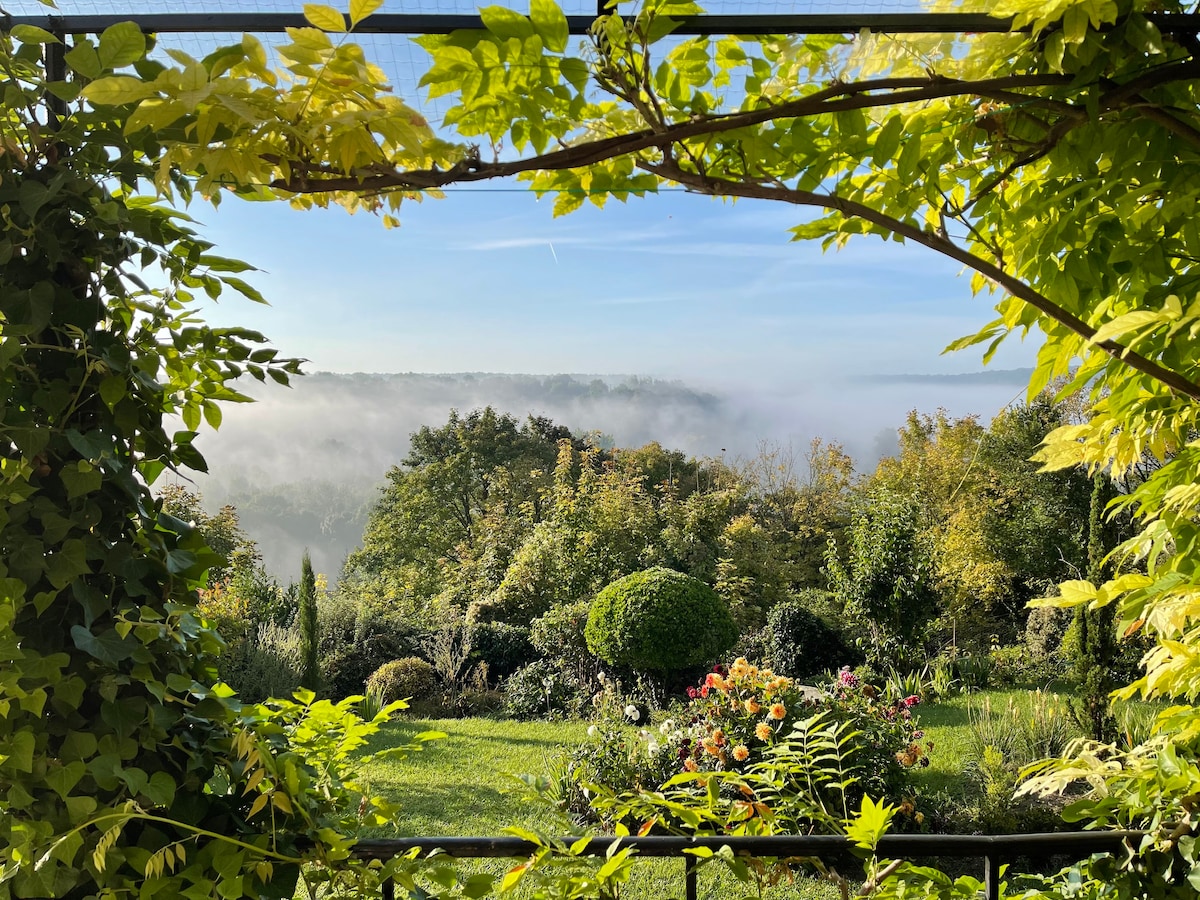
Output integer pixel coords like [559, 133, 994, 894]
[1071, 475, 1119, 742]
[299, 551, 320, 692]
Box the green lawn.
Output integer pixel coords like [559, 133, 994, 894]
[360, 717, 590, 836]
[358, 716, 842, 899]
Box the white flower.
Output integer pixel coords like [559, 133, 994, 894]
[624, 703, 640, 722]
[659, 719, 674, 735]
[648, 741, 660, 755]
[587, 725, 598, 737]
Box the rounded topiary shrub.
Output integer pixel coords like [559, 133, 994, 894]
[765, 596, 856, 679]
[585, 567, 737, 675]
[366, 656, 438, 704]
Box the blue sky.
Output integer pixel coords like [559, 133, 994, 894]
[197, 183, 1040, 388]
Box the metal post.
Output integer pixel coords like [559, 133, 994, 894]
[983, 852, 1000, 900]
[685, 855, 697, 900]
[44, 18, 68, 129]
[382, 876, 395, 900]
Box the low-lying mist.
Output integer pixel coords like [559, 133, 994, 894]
[180, 370, 1032, 580]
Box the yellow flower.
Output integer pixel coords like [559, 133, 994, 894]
[732, 744, 750, 762]
[684, 758, 699, 772]
[744, 698, 761, 715]
[768, 703, 786, 720]
[755, 722, 773, 741]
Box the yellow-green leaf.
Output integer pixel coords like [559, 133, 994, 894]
[304, 3, 347, 32]
[530, 0, 569, 53]
[82, 76, 154, 106]
[11, 24, 60, 45]
[349, 0, 383, 27]
[1089, 310, 1162, 345]
[98, 22, 146, 69]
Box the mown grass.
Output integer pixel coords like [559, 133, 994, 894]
[358, 716, 841, 899]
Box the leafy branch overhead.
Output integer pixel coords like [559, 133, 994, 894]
[76, 0, 1200, 406]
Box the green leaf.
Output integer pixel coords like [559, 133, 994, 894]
[220, 276, 267, 304]
[530, 0, 569, 53]
[480, 6, 535, 41]
[82, 75, 154, 106]
[1089, 309, 1162, 345]
[2, 730, 36, 773]
[349, 0, 384, 27]
[11, 25, 60, 45]
[304, 4, 347, 32]
[143, 772, 177, 808]
[60, 462, 102, 500]
[872, 114, 904, 165]
[99, 375, 127, 409]
[64, 42, 103, 79]
[98, 22, 147, 69]
[462, 874, 496, 899]
[71, 626, 133, 666]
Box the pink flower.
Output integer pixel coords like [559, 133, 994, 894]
[687, 686, 698, 699]
[904, 695, 921, 708]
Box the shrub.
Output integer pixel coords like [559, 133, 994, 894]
[366, 657, 439, 705]
[318, 594, 426, 698]
[765, 596, 856, 679]
[220, 622, 303, 703]
[1025, 605, 1071, 661]
[504, 659, 587, 720]
[585, 568, 737, 676]
[467, 621, 536, 681]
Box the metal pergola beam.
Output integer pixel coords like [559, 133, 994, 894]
[9, 11, 1199, 36]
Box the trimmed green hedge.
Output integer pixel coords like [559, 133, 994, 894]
[585, 567, 737, 675]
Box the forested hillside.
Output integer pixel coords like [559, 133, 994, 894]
[189, 370, 1032, 573]
[185, 388, 1129, 713]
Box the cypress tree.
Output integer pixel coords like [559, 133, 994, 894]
[299, 551, 320, 692]
[1071, 475, 1118, 741]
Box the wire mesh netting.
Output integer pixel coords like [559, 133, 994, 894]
[3, 1, 998, 120]
[4, 0, 943, 16]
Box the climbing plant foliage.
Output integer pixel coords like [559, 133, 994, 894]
[0, 8, 442, 899]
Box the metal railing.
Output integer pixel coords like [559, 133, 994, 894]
[6, 10, 1200, 36]
[352, 830, 1143, 900]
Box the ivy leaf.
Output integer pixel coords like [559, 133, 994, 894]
[71, 625, 133, 666]
[1, 730, 36, 773]
[143, 772, 177, 808]
[303, 4, 347, 32]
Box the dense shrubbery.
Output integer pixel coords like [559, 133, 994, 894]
[467, 621, 537, 681]
[367, 657, 439, 705]
[318, 593, 427, 699]
[585, 568, 738, 676]
[504, 659, 588, 720]
[765, 592, 858, 679]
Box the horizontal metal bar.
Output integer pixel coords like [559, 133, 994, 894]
[7, 11, 1197, 37]
[352, 830, 1142, 862]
